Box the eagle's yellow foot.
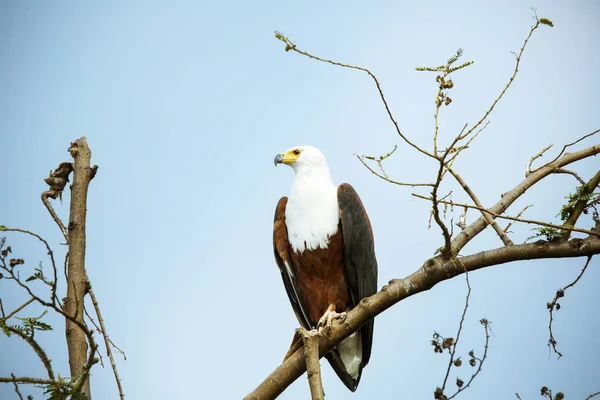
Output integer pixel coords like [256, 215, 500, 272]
[317, 303, 347, 334]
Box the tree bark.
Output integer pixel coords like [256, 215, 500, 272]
[64, 137, 94, 399]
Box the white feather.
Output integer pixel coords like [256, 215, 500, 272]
[284, 146, 339, 253]
[337, 332, 362, 379]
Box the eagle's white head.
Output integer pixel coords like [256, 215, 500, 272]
[274, 145, 329, 174]
[274, 145, 339, 252]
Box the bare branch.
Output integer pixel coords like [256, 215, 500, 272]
[451, 144, 600, 253]
[1, 298, 35, 322]
[89, 288, 126, 399]
[245, 236, 600, 399]
[526, 144, 553, 176]
[274, 32, 435, 159]
[64, 137, 96, 399]
[447, 168, 513, 246]
[547, 256, 593, 357]
[504, 205, 533, 233]
[441, 266, 471, 392]
[448, 319, 490, 399]
[530, 129, 600, 174]
[585, 392, 600, 400]
[298, 328, 324, 400]
[356, 155, 434, 187]
[554, 169, 585, 185]
[10, 374, 23, 400]
[412, 194, 600, 238]
[462, 18, 547, 141]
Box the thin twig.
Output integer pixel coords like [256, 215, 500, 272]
[412, 194, 600, 238]
[89, 288, 126, 399]
[554, 169, 585, 185]
[447, 168, 513, 246]
[462, 18, 544, 140]
[356, 155, 434, 187]
[526, 144, 553, 176]
[0, 226, 61, 307]
[275, 32, 434, 159]
[441, 262, 471, 392]
[503, 205, 533, 233]
[585, 392, 600, 400]
[547, 256, 593, 357]
[11, 374, 24, 400]
[41, 194, 69, 242]
[531, 129, 600, 174]
[448, 319, 490, 399]
[1, 299, 35, 322]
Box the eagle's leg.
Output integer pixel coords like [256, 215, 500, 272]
[317, 303, 347, 334]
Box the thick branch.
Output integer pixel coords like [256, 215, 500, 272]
[64, 137, 95, 399]
[245, 235, 600, 399]
[451, 145, 600, 253]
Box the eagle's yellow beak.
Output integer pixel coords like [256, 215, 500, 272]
[274, 149, 301, 166]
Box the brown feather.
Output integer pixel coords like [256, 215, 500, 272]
[289, 227, 351, 325]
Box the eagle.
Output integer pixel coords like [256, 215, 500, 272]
[273, 145, 378, 391]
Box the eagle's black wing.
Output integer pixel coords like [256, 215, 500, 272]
[337, 183, 378, 368]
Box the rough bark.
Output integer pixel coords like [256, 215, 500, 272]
[64, 137, 95, 399]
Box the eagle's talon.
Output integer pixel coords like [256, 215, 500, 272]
[317, 304, 345, 335]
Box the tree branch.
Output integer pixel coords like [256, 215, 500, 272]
[547, 255, 593, 357]
[412, 194, 600, 238]
[447, 168, 513, 246]
[274, 32, 434, 159]
[298, 328, 324, 400]
[245, 235, 600, 399]
[89, 287, 125, 400]
[451, 145, 600, 253]
[64, 137, 96, 399]
[560, 169, 600, 238]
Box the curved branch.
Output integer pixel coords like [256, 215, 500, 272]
[451, 144, 600, 253]
[245, 235, 600, 399]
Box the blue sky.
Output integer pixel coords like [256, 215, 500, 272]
[1, 1, 599, 399]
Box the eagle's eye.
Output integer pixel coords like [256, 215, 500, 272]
[293, 149, 301, 155]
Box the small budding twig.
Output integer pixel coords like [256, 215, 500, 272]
[440, 266, 472, 393]
[298, 328, 325, 400]
[547, 255, 593, 358]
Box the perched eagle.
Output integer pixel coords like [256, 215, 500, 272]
[273, 145, 378, 391]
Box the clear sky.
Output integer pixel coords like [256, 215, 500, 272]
[1, 1, 599, 399]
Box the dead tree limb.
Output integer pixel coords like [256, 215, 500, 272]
[298, 328, 324, 400]
[64, 137, 97, 399]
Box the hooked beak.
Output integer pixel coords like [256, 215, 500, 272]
[274, 153, 284, 167]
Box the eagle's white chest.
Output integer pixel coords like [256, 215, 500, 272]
[285, 174, 339, 253]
